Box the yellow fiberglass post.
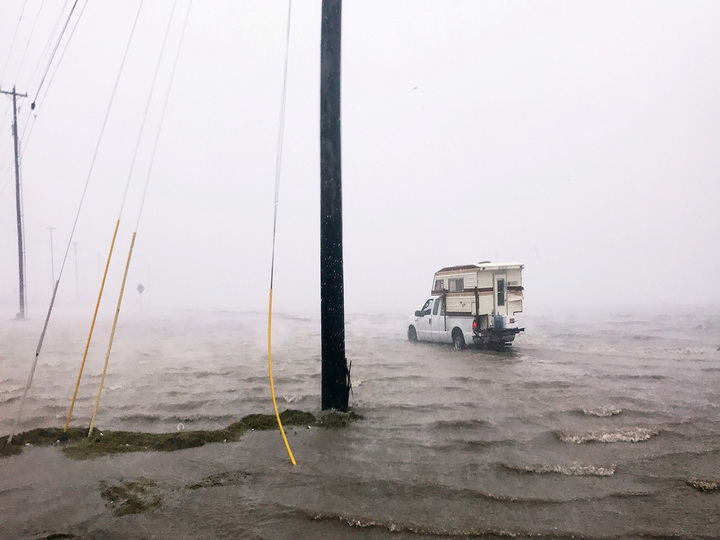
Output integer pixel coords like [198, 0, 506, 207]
[64, 219, 121, 433]
[263, 0, 296, 466]
[88, 232, 136, 437]
[267, 288, 297, 465]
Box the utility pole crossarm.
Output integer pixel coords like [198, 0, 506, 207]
[0, 88, 28, 98]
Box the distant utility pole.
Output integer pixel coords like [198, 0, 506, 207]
[1, 86, 28, 319]
[47, 227, 56, 287]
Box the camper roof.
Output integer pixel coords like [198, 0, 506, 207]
[436, 262, 523, 274]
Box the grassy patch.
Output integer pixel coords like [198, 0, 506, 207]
[2, 408, 361, 460]
[63, 428, 235, 460]
[0, 444, 23, 457]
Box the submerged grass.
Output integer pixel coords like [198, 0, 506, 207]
[2, 408, 361, 460]
[100, 477, 162, 516]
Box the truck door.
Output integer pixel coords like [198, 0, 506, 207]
[494, 274, 508, 317]
[416, 298, 434, 341]
[430, 296, 447, 342]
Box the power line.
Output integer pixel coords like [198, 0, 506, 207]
[31, 0, 80, 109]
[20, 0, 90, 152]
[0, 0, 28, 86]
[13, 0, 47, 86]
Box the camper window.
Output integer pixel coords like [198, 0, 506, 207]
[497, 278, 506, 306]
[448, 278, 464, 292]
[433, 279, 444, 291]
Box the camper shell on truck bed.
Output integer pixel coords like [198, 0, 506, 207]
[433, 262, 524, 319]
[408, 261, 524, 349]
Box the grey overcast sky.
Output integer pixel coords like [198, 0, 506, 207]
[1, 1, 719, 318]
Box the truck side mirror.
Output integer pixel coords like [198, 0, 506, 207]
[415, 310, 423, 317]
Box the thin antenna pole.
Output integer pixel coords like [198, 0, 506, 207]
[47, 226, 56, 287]
[320, 0, 350, 411]
[73, 242, 79, 297]
[0, 86, 28, 319]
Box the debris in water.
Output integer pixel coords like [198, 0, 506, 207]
[687, 479, 720, 492]
[317, 410, 362, 429]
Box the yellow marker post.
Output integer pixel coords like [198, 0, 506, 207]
[268, 288, 296, 465]
[88, 232, 136, 437]
[64, 219, 120, 433]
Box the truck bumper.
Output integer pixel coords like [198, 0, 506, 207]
[473, 327, 524, 348]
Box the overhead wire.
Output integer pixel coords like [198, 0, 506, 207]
[2, 1, 83, 200]
[20, 0, 89, 149]
[0, 0, 28, 86]
[267, 0, 296, 466]
[25, 0, 72, 96]
[0, 0, 27, 189]
[13, 0, 47, 86]
[88, 0, 192, 436]
[31, 0, 80, 109]
[7, 0, 146, 445]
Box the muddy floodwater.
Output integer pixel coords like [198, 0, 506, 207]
[1, 307, 719, 539]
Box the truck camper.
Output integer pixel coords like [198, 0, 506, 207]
[408, 262, 525, 350]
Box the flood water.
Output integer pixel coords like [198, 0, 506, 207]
[1, 307, 719, 539]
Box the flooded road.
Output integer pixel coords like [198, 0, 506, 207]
[1, 308, 719, 538]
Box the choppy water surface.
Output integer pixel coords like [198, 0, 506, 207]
[1, 308, 719, 539]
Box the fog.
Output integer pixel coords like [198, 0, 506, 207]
[1, 1, 719, 320]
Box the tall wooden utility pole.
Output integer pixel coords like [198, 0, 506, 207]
[320, 0, 350, 411]
[1, 86, 28, 319]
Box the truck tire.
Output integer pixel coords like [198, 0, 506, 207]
[408, 326, 418, 342]
[452, 329, 465, 350]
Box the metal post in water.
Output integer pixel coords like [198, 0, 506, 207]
[320, 0, 350, 411]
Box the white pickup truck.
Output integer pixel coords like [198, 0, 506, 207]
[407, 262, 525, 350]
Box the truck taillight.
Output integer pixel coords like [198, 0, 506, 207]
[472, 319, 478, 331]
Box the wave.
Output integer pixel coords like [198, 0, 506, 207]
[523, 381, 574, 389]
[579, 406, 623, 417]
[429, 419, 492, 431]
[604, 374, 667, 381]
[557, 427, 660, 443]
[305, 509, 571, 537]
[502, 462, 616, 477]
[434, 438, 515, 452]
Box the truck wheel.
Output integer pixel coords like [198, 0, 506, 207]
[452, 329, 465, 350]
[408, 326, 418, 342]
